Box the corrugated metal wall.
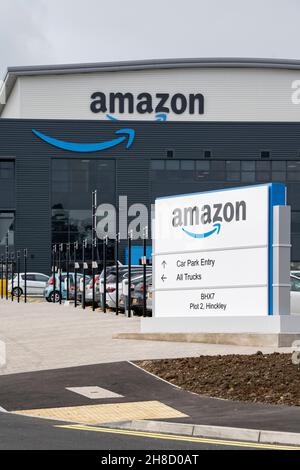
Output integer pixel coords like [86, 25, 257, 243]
[1, 119, 300, 273]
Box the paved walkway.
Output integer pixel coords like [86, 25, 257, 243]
[0, 299, 291, 375]
[1, 361, 299, 434]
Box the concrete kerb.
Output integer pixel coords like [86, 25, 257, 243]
[101, 420, 300, 446]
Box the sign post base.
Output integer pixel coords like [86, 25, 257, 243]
[140, 315, 300, 347]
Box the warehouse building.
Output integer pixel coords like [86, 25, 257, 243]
[1, 58, 300, 273]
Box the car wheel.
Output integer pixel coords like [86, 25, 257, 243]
[50, 291, 61, 303]
[45, 296, 52, 302]
[12, 287, 23, 298]
[132, 307, 142, 316]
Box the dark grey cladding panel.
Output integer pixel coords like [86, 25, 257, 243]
[0, 121, 52, 274]
[1, 119, 300, 270]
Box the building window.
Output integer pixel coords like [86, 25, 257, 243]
[226, 161, 240, 181]
[180, 160, 195, 180]
[292, 212, 300, 234]
[150, 159, 293, 185]
[165, 160, 180, 180]
[151, 160, 166, 180]
[0, 160, 14, 180]
[0, 212, 14, 250]
[204, 150, 211, 159]
[287, 161, 300, 181]
[256, 160, 270, 181]
[165, 160, 180, 170]
[195, 160, 210, 180]
[51, 209, 92, 245]
[52, 159, 70, 193]
[151, 160, 164, 170]
[241, 161, 255, 182]
[241, 161, 255, 171]
[181, 160, 194, 171]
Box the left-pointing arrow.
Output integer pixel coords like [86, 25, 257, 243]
[32, 128, 135, 153]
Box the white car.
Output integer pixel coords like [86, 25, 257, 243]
[8, 272, 49, 297]
[291, 274, 300, 313]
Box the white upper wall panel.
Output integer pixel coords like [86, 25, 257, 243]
[2, 67, 300, 121]
[2, 78, 20, 117]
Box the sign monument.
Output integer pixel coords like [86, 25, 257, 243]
[141, 183, 300, 346]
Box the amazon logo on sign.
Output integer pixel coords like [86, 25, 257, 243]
[31, 128, 135, 153]
[172, 200, 247, 239]
[91, 92, 204, 116]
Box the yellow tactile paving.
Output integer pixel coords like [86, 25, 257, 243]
[14, 400, 187, 425]
[24, 298, 44, 303]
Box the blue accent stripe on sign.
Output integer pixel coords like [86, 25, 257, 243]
[268, 183, 286, 315]
[182, 222, 221, 239]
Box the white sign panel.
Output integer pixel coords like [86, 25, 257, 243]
[154, 184, 285, 317]
[155, 185, 269, 253]
[155, 247, 268, 290]
[155, 287, 268, 317]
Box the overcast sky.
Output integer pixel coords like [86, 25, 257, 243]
[0, 0, 299, 79]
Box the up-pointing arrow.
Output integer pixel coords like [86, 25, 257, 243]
[162, 260, 167, 269]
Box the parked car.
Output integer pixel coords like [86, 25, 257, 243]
[79, 274, 92, 293]
[129, 274, 152, 316]
[146, 282, 152, 313]
[8, 272, 49, 297]
[81, 266, 124, 307]
[98, 265, 129, 308]
[106, 266, 152, 310]
[291, 270, 300, 279]
[44, 272, 83, 302]
[84, 274, 100, 306]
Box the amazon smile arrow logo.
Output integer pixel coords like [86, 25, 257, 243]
[182, 223, 221, 239]
[32, 128, 135, 153]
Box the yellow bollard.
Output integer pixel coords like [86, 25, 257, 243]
[0, 279, 9, 297]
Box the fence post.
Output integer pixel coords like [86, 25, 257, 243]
[59, 243, 63, 305]
[82, 239, 87, 310]
[74, 241, 78, 308]
[52, 244, 57, 304]
[5, 231, 9, 300]
[10, 252, 15, 302]
[115, 233, 119, 316]
[24, 248, 28, 303]
[103, 236, 107, 313]
[127, 231, 132, 318]
[92, 190, 97, 312]
[143, 226, 148, 317]
[92, 238, 98, 312]
[66, 242, 70, 301]
[0, 255, 3, 299]
[17, 250, 20, 303]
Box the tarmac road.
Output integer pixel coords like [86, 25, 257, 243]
[0, 412, 270, 450]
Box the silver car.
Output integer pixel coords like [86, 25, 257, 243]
[106, 267, 152, 310]
[8, 272, 49, 297]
